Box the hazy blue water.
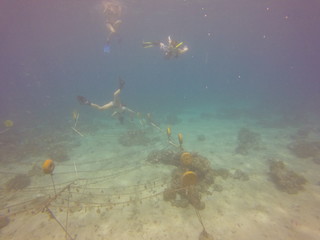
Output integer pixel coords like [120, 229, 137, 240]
[1, 2, 320, 239]
[1, 0, 320, 127]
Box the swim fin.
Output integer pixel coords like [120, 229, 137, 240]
[77, 96, 91, 105]
[174, 42, 183, 49]
[104, 43, 111, 53]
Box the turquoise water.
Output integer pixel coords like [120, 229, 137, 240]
[1, 1, 320, 239]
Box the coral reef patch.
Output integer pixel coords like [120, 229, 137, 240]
[5, 174, 31, 191]
[288, 140, 320, 159]
[147, 149, 251, 209]
[147, 149, 178, 165]
[148, 150, 215, 209]
[232, 169, 250, 181]
[235, 128, 261, 155]
[28, 163, 43, 177]
[0, 129, 77, 163]
[269, 160, 307, 194]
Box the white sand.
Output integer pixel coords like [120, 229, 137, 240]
[1, 110, 320, 240]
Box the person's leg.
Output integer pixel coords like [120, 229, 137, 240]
[106, 22, 116, 34]
[90, 101, 114, 110]
[113, 89, 121, 106]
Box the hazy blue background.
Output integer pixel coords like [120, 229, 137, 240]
[1, 0, 320, 127]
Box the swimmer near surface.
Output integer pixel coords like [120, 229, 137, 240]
[101, 0, 124, 53]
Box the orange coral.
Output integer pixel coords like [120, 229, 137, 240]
[180, 152, 193, 166]
[42, 159, 55, 174]
[182, 171, 197, 186]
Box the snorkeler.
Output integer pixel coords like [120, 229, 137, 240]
[102, 0, 123, 52]
[77, 78, 135, 123]
[143, 36, 188, 59]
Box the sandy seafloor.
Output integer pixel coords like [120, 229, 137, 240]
[0, 105, 320, 240]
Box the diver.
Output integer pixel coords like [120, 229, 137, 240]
[102, 0, 123, 53]
[105, 18, 122, 52]
[77, 78, 135, 124]
[143, 36, 188, 59]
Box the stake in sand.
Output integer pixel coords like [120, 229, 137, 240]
[71, 111, 84, 137]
